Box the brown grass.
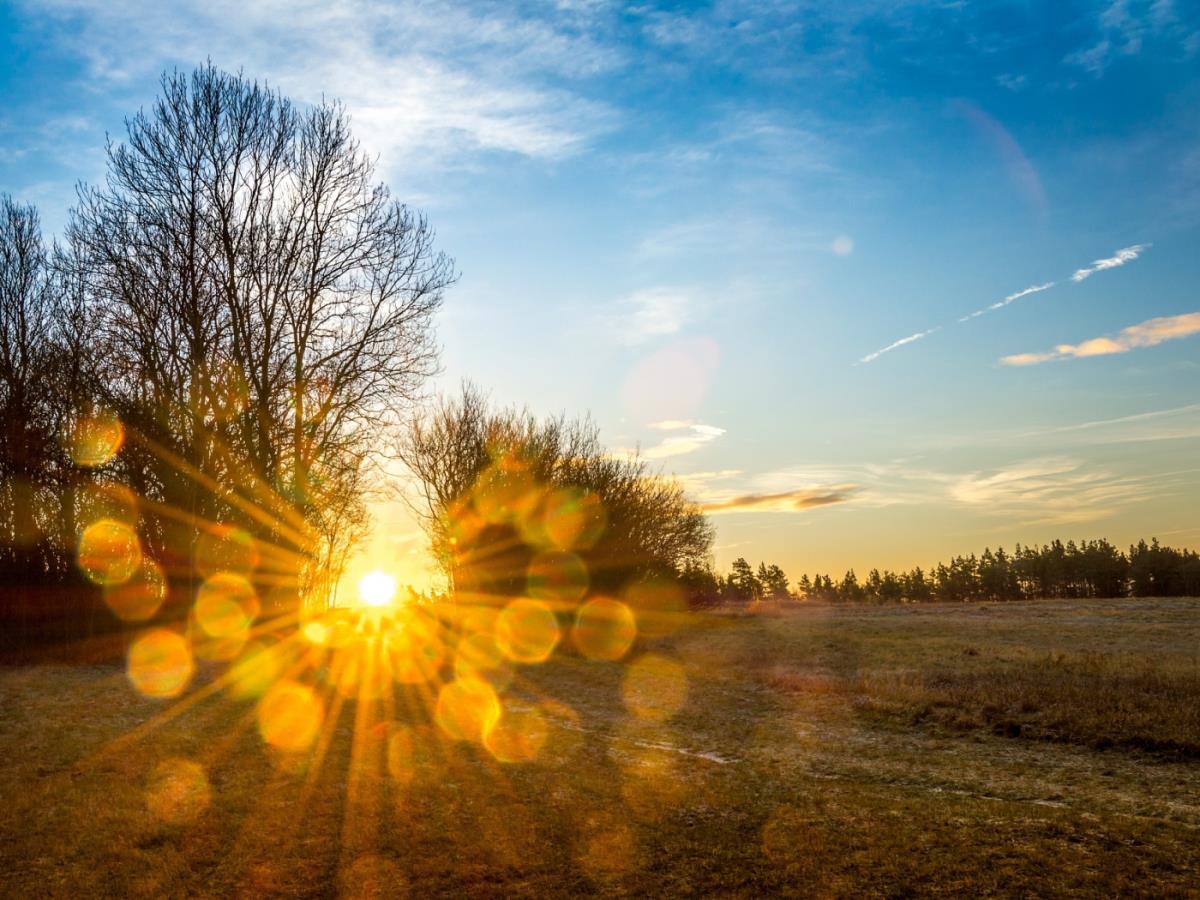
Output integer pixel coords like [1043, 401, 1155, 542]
[857, 652, 1200, 755]
[2, 597, 1199, 897]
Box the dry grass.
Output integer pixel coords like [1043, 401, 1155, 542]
[2, 597, 1200, 897]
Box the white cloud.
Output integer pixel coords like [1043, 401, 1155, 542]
[616, 287, 692, 344]
[861, 243, 1153, 365]
[641, 422, 726, 460]
[24, 0, 620, 172]
[1001, 311, 1200, 365]
[959, 281, 1056, 322]
[858, 327, 939, 364]
[1071, 243, 1150, 282]
[1066, 0, 1200, 75]
[1065, 38, 1116, 76]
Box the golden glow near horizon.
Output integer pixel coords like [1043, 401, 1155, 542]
[357, 570, 399, 608]
[63, 403, 710, 882]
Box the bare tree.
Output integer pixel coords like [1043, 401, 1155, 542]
[398, 383, 713, 598]
[68, 65, 454, 609]
[0, 197, 114, 642]
[0, 196, 57, 567]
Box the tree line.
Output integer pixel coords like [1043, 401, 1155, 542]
[669, 537, 1200, 609]
[682, 538, 1199, 607]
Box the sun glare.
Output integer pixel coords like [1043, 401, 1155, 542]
[358, 570, 398, 608]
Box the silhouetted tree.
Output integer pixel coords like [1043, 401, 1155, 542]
[759, 563, 790, 601]
[398, 384, 712, 599]
[726, 557, 759, 606]
[68, 64, 453, 611]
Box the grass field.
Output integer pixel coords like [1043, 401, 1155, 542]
[2, 597, 1199, 897]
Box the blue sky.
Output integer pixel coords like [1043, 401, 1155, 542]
[3, 0, 1199, 586]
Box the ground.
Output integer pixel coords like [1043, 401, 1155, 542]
[2, 597, 1199, 898]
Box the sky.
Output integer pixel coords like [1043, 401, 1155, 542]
[2, 0, 1199, 591]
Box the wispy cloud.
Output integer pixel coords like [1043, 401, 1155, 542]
[1001, 311, 1200, 365]
[1071, 243, 1149, 282]
[696, 445, 1190, 529]
[861, 242, 1151, 364]
[859, 327, 939, 364]
[768, 456, 1166, 525]
[25, 0, 619, 172]
[945, 456, 1159, 525]
[633, 217, 832, 262]
[615, 287, 692, 344]
[702, 485, 859, 514]
[641, 422, 726, 460]
[1029, 402, 1200, 435]
[1016, 403, 1200, 446]
[1065, 0, 1194, 77]
[959, 282, 1056, 322]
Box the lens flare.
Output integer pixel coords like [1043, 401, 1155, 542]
[358, 570, 397, 608]
[495, 598, 560, 664]
[302, 621, 329, 645]
[196, 524, 259, 578]
[127, 628, 194, 698]
[103, 558, 167, 622]
[623, 578, 686, 639]
[385, 724, 416, 786]
[541, 487, 606, 551]
[76, 482, 138, 529]
[195, 572, 260, 638]
[442, 497, 485, 551]
[67, 409, 124, 468]
[435, 677, 500, 743]
[526, 551, 588, 605]
[228, 640, 284, 699]
[483, 702, 548, 764]
[332, 641, 391, 700]
[78, 518, 142, 586]
[572, 597, 637, 661]
[145, 758, 210, 825]
[387, 609, 445, 684]
[258, 680, 323, 752]
[472, 456, 539, 525]
[454, 632, 514, 690]
[622, 653, 688, 721]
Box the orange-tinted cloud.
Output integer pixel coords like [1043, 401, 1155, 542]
[1001, 312, 1200, 366]
[702, 485, 859, 514]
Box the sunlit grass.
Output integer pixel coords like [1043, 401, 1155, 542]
[2, 597, 1200, 895]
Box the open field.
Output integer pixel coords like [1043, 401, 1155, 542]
[2, 597, 1199, 897]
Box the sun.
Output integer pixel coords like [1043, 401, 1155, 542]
[358, 570, 398, 608]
